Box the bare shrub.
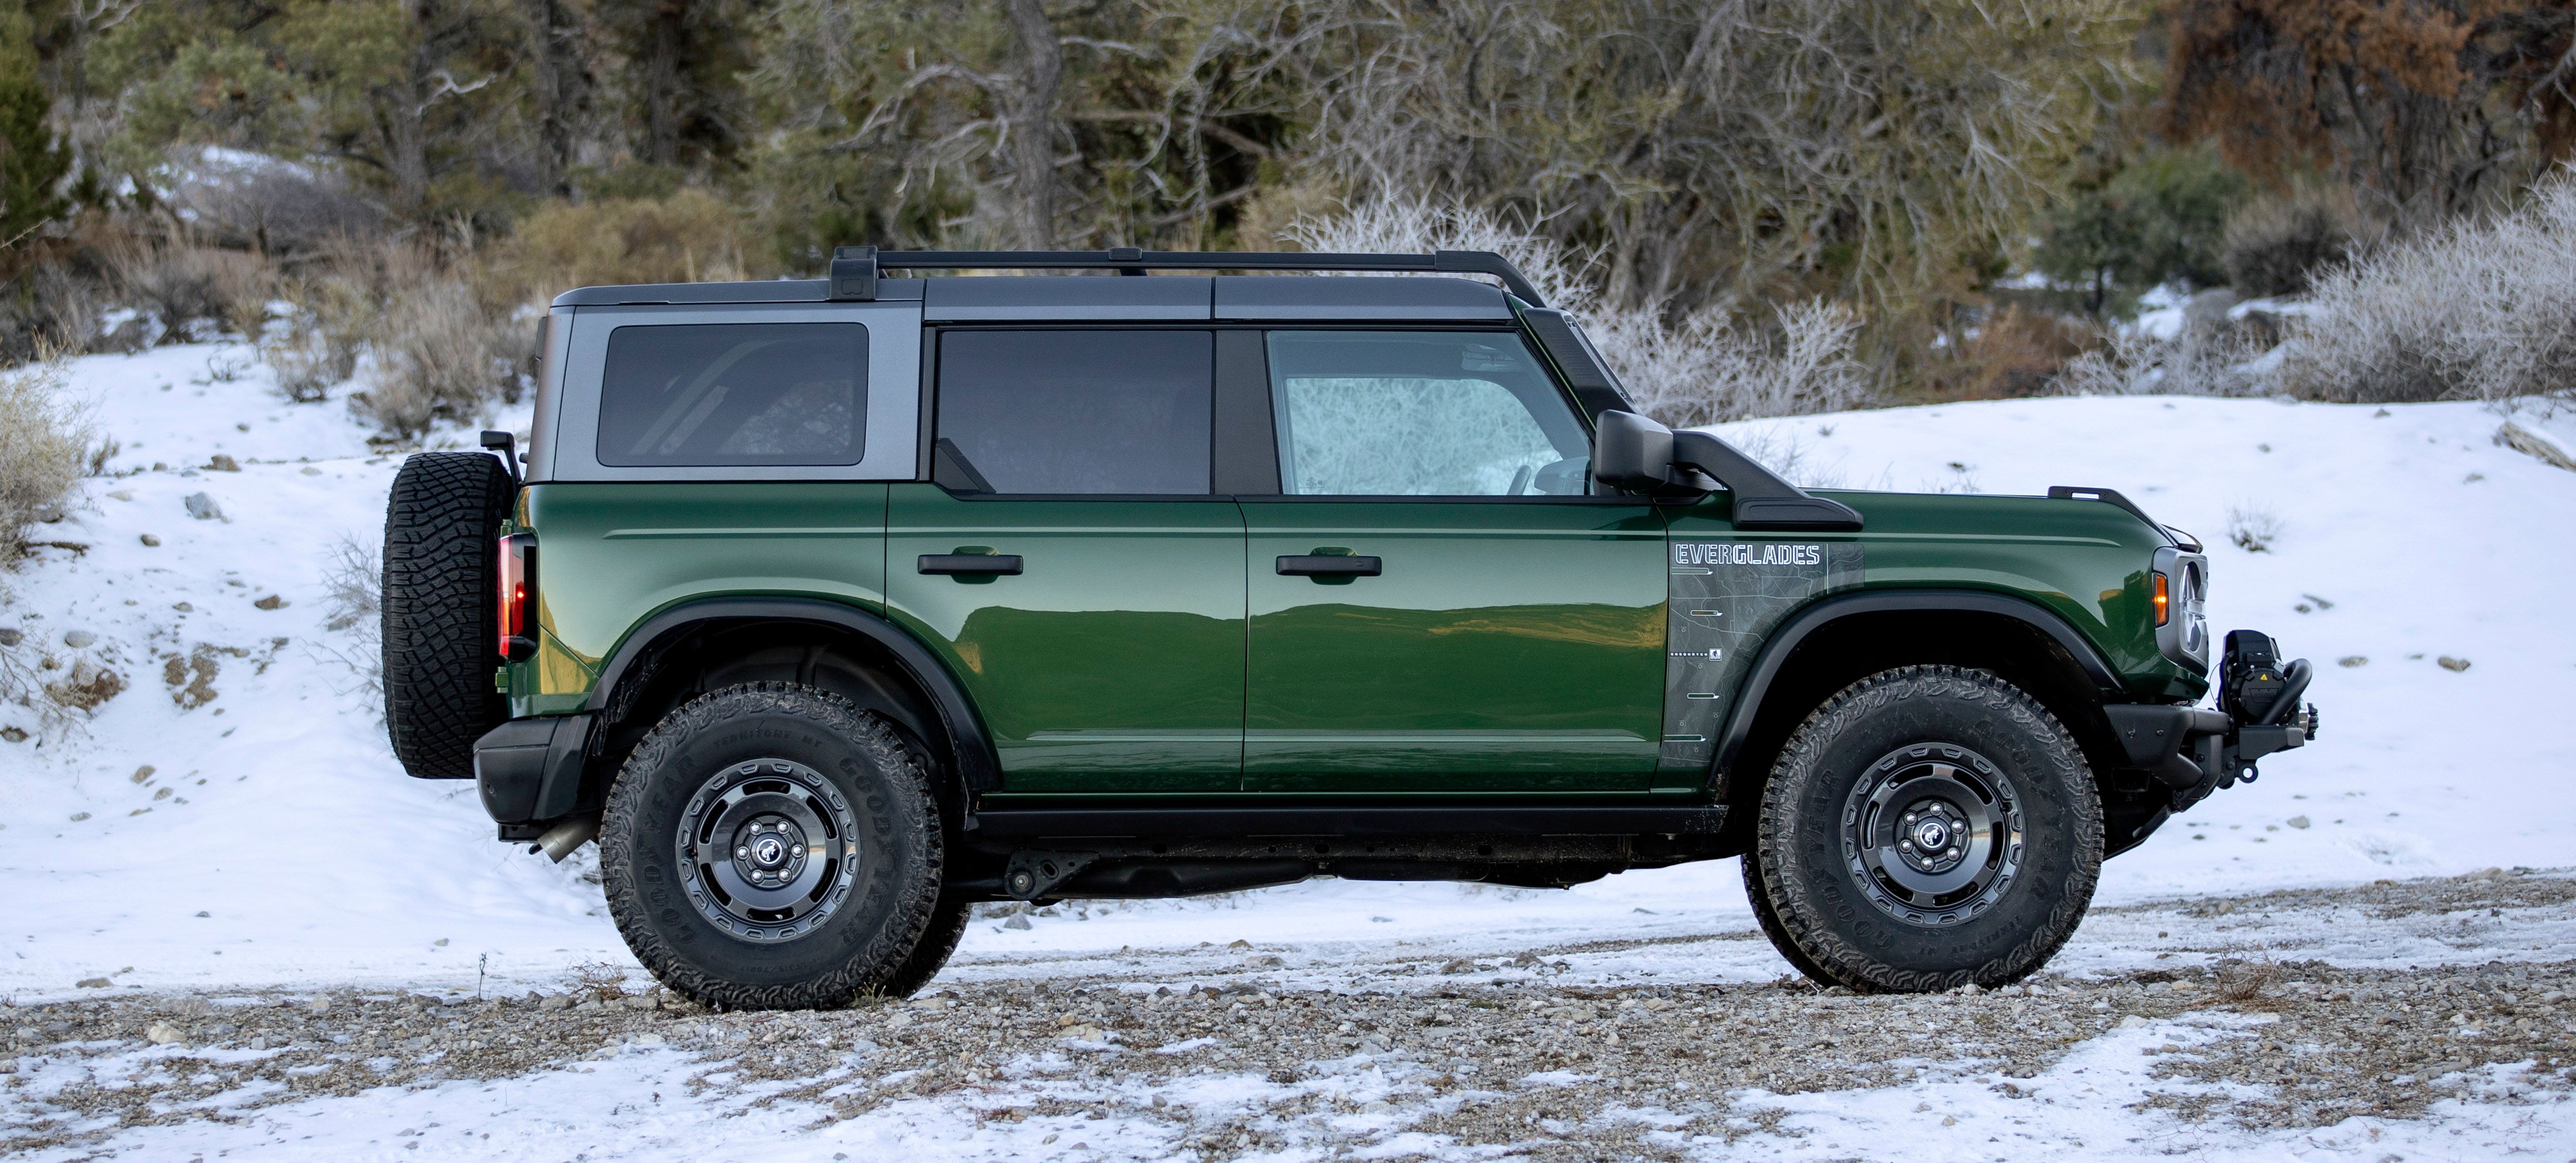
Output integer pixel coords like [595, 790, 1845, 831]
[1289, 198, 1872, 425]
[102, 229, 276, 342]
[1935, 306, 2097, 401]
[2277, 168, 2576, 405]
[163, 147, 385, 257]
[309, 534, 383, 696]
[2054, 323, 2268, 398]
[2222, 188, 2357, 298]
[2227, 503, 2282, 553]
[354, 275, 520, 438]
[0, 350, 91, 559]
[485, 189, 760, 306]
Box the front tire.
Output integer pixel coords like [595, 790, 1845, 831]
[1749, 665, 2101, 992]
[601, 683, 944, 1010]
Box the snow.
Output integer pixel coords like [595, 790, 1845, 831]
[3, 339, 2572, 1157]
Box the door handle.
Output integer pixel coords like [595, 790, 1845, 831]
[919, 553, 1023, 576]
[1277, 554, 1381, 578]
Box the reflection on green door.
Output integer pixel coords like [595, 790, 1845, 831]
[1241, 500, 1668, 792]
[883, 485, 1246, 793]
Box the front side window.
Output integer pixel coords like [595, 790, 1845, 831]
[937, 329, 1213, 494]
[1267, 330, 1590, 496]
[597, 323, 867, 467]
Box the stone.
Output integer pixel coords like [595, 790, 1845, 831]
[2288, 815, 2311, 829]
[0, 628, 20, 646]
[183, 493, 222, 521]
[145, 1022, 184, 1045]
[2438, 656, 2471, 672]
[61, 630, 94, 648]
[75, 977, 109, 988]
[131, 766, 154, 784]
[300, 466, 322, 476]
[253, 594, 286, 611]
[139, 533, 161, 547]
[206, 454, 239, 472]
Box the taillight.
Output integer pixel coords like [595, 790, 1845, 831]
[497, 533, 536, 662]
[2152, 570, 2170, 626]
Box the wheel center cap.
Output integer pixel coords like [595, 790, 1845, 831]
[750, 835, 789, 868]
[1913, 818, 1951, 851]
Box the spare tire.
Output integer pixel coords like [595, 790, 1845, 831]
[381, 452, 515, 779]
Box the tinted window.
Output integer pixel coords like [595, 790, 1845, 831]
[597, 323, 866, 467]
[1267, 331, 1590, 496]
[937, 330, 1213, 494]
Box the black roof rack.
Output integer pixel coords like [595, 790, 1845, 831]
[825, 246, 1547, 307]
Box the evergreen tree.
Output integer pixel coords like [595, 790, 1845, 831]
[0, 6, 69, 249]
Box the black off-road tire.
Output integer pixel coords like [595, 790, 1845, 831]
[877, 890, 973, 999]
[1750, 665, 2102, 993]
[381, 451, 515, 780]
[601, 683, 943, 1010]
[1739, 851, 1834, 984]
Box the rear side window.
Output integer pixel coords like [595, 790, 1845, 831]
[596, 323, 867, 467]
[936, 330, 1212, 494]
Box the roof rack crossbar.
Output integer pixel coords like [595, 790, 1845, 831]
[851, 248, 1548, 307]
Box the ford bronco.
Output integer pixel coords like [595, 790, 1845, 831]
[379, 248, 2318, 1009]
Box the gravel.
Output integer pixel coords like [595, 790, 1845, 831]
[6, 870, 2573, 1159]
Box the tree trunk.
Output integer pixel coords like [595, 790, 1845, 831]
[640, 0, 685, 167]
[521, 0, 584, 197]
[379, 0, 436, 215]
[1000, 0, 1059, 249]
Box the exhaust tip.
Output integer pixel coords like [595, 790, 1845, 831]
[533, 815, 601, 863]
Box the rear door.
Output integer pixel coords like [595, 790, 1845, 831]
[1238, 329, 1668, 794]
[884, 328, 1246, 795]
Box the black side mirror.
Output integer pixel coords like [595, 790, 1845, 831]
[1590, 410, 1673, 492]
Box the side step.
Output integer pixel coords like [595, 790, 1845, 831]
[970, 804, 1726, 840]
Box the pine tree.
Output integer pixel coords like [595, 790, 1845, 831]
[0, 6, 69, 249]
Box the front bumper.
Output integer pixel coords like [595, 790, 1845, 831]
[2104, 627, 2318, 814]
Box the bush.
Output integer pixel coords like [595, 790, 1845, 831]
[2033, 145, 2247, 317]
[0, 351, 92, 559]
[102, 229, 276, 342]
[1934, 306, 2097, 401]
[486, 189, 762, 306]
[2277, 169, 2576, 403]
[2222, 189, 2356, 297]
[353, 270, 521, 438]
[1288, 198, 1872, 426]
[2052, 321, 2268, 398]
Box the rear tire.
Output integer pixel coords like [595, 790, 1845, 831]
[381, 451, 515, 780]
[601, 683, 943, 1010]
[1749, 665, 2101, 992]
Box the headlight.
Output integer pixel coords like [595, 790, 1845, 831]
[2152, 545, 2209, 675]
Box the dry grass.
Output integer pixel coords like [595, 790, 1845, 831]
[263, 237, 525, 436]
[2223, 187, 2359, 298]
[2227, 503, 2284, 552]
[100, 227, 276, 343]
[1288, 198, 1873, 426]
[483, 189, 762, 307]
[1932, 305, 2097, 401]
[2053, 320, 2269, 397]
[2277, 166, 2576, 404]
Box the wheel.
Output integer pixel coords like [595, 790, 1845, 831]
[1739, 852, 1833, 984]
[601, 683, 944, 1010]
[878, 890, 973, 998]
[1748, 665, 2102, 992]
[381, 451, 515, 779]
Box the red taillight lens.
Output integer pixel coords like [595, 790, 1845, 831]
[497, 533, 535, 661]
[2152, 571, 2171, 626]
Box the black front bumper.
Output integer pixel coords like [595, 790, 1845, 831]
[2105, 631, 2318, 815]
[472, 713, 594, 826]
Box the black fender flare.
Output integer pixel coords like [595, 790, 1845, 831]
[584, 597, 1001, 794]
[1711, 589, 2127, 780]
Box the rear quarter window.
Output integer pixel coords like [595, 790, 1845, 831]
[596, 323, 867, 467]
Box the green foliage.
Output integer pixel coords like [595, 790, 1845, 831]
[2035, 146, 2247, 317]
[0, 6, 68, 248]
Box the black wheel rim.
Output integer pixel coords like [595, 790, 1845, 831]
[1839, 743, 2024, 927]
[674, 758, 862, 943]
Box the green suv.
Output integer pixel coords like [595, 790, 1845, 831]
[379, 248, 2317, 1009]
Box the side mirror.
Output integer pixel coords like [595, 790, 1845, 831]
[1590, 410, 1673, 492]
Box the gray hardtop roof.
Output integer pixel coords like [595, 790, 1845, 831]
[550, 272, 1515, 321]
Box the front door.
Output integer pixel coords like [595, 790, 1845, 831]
[885, 329, 1245, 795]
[1239, 329, 1668, 794]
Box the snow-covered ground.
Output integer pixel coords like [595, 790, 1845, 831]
[3, 340, 2572, 1159]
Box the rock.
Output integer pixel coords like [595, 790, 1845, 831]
[139, 533, 161, 547]
[61, 630, 94, 648]
[183, 493, 222, 521]
[1002, 915, 1032, 930]
[0, 628, 18, 646]
[306, 998, 331, 1015]
[145, 1021, 184, 1045]
[2337, 655, 2366, 667]
[2287, 815, 2311, 829]
[107, 490, 132, 502]
[300, 466, 322, 476]
[75, 977, 109, 988]
[2182, 287, 2242, 332]
[253, 594, 286, 611]
[171, 602, 192, 613]
[68, 812, 89, 822]
[131, 766, 154, 784]
[32, 502, 63, 523]
[2117, 1015, 2147, 1029]
[206, 454, 239, 472]
[2438, 656, 2471, 672]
